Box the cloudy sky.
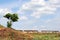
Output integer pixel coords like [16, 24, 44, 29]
[0, 0, 60, 31]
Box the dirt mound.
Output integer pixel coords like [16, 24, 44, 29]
[0, 26, 33, 40]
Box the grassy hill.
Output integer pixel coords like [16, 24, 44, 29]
[0, 25, 33, 40]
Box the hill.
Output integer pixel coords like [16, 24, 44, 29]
[0, 25, 33, 40]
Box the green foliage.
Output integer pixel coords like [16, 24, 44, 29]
[4, 13, 19, 22]
[4, 13, 19, 28]
[4, 13, 12, 19]
[11, 13, 19, 22]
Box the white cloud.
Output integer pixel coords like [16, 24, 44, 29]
[0, 17, 8, 27]
[19, 0, 60, 18]
[31, 6, 56, 18]
[41, 25, 46, 28]
[0, 8, 12, 16]
[22, 3, 31, 10]
[32, 26, 38, 30]
[49, 0, 60, 4]
[45, 19, 51, 23]
[19, 16, 28, 20]
[0, 17, 6, 20]
[31, 0, 46, 5]
[47, 0, 60, 8]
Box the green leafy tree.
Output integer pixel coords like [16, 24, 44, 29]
[4, 13, 19, 28]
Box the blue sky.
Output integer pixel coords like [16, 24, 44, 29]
[0, 0, 60, 31]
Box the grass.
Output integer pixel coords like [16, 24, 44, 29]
[30, 33, 60, 40]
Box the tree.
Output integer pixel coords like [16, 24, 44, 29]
[4, 13, 19, 28]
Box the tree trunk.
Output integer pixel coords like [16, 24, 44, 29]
[7, 21, 12, 28]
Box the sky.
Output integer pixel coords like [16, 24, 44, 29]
[0, 0, 60, 31]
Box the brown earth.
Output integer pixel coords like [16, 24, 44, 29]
[0, 25, 33, 40]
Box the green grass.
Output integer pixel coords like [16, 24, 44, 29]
[31, 33, 60, 40]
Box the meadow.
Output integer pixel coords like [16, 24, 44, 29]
[29, 33, 60, 40]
